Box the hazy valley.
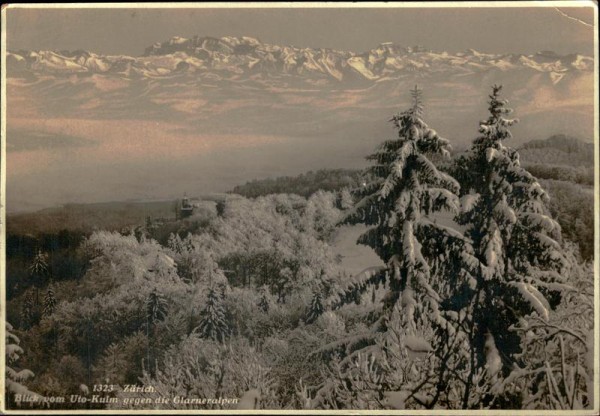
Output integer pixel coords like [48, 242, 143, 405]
[6, 36, 594, 211]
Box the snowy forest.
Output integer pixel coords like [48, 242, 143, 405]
[5, 85, 595, 411]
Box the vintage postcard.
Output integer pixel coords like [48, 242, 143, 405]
[1, 2, 598, 414]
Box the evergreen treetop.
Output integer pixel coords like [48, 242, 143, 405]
[195, 287, 230, 343]
[448, 85, 571, 406]
[331, 88, 469, 386]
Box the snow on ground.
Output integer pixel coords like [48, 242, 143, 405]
[331, 210, 462, 277]
[331, 224, 383, 276]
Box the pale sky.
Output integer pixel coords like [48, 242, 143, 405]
[5, 5, 596, 56]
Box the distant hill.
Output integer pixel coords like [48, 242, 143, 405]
[6, 200, 179, 236]
[6, 135, 592, 237]
[230, 169, 363, 198]
[521, 134, 593, 153]
[518, 134, 593, 166]
[518, 135, 594, 186]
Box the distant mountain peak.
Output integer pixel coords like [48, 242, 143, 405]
[7, 36, 593, 83]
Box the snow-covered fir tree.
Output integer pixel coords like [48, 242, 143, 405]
[305, 289, 325, 324]
[20, 293, 37, 329]
[338, 86, 460, 324]
[167, 233, 184, 254]
[195, 287, 230, 343]
[146, 289, 168, 325]
[323, 87, 476, 408]
[145, 289, 168, 375]
[28, 249, 49, 278]
[28, 249, 49, 304]
[43, 285, 57, 317]
[452, 85, 570, 408]
[5, 322, 40, 406]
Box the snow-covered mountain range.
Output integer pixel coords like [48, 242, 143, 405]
[8, 35, 593, 83]
[6, 36, 594, 211]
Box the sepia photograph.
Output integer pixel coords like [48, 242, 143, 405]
[1, 2, 598, 414]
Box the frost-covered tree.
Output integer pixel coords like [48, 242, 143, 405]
[305, 289, 324, 324]
[337, 188, 354, 210]
[452, 85, 570, 407]
[507, 254, 594, 410]
[302, 190, 342, 240]
[195, 287, 230, 343]
[167, 233, 184, 254]
[29, 249, 49, 304]
[29, 249, 49, 280]
[96, 342, 129, 386]
[317, 353, 386, 409]
[146, 289, 168, 325]
[337, 86, 460, 324]
[80, 230, 179, 290]
[325, 87, 473, 408]
[175, 245, 228, 287]
[20, 293, 37, 329]
[112, 337, 275, 410]
[5, 322, 40, 407]
[145, 289, 168, 374]
[43, 285, 57, 317]
[91, 331, 147, 388]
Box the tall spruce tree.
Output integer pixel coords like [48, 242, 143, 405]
[20, 293, 37, 329]
[43, 285, 57, 317]
[195, 287, 230, 343]
[145, 289, 168, 375]
[323, 87, 477, 408]
[339, 86, 461, 326]
[453, 85, 569, 408]
[146, 289, 168, 325]
[305, 289, 325, 324]
[28, 249, 49, 305]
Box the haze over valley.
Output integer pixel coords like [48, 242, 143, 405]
[6, 35, 594, 211]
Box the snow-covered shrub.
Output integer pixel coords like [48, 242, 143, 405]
[5, 322, 41, 407]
